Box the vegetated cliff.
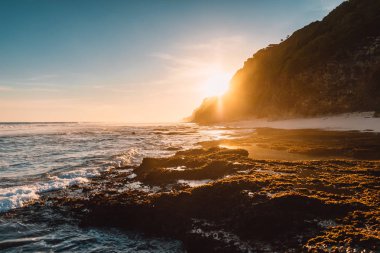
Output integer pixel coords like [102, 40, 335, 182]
[191, 0, 380, 123]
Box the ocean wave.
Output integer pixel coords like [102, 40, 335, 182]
[112, 148, 142, 167]
[0, 169, 98, 213]
[0, 123, 241, 213]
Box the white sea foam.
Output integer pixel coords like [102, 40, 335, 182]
[113, 148, 142, 167]
[127, 173, 137, 179]
[178, 179, 212, 187]
[0, 170, 94, 213]
[0, 122, 244, 213]
[117, 181, 160, 193]
[54, 168, 100, 180]
[166, 166, 187, 171]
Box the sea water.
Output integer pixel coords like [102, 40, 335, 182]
[0, 122, 239, 252]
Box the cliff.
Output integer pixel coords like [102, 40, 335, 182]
[191, 0, 380, 123]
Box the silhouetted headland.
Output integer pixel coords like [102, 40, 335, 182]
[191, 0, 380, 123]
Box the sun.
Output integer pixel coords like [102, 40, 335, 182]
[201, 70, 231, 98]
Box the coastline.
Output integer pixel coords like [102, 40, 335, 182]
[199, 127, 380, 161]
[3, 126, 379, 252]
[215, 112, 380, 133]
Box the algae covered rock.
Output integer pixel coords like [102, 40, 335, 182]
[29, 146, 380, 252]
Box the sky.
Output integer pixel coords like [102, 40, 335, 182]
[0, 0, 344, 122]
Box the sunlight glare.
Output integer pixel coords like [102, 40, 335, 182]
[202, 69, 232, 97]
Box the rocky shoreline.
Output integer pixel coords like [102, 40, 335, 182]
[3, 130, 380, 252]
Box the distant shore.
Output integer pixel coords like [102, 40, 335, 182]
[216, 112, 380, 133]
[199, 126, 380, 161]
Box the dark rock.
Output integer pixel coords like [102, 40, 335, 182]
[13, 147, 379, 252]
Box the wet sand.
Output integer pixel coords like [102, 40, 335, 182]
[200, 127, 380, 160]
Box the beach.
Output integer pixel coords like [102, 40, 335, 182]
[1, 117, 379, 252]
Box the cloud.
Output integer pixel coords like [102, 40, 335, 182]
[25, 74, 60, 82]
[179, 35, 247, 51]
[146, 35, 253, 102]
[150, 35, 250, 77]
[0, 86, 14, 92]
[0, 73, 72, 93]
[0, 82, 62, 93]
[149, 53, 175, 61]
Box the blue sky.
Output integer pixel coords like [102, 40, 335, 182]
[0, 0, 344, 122]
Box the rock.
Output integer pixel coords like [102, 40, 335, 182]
[135, 147, 250, 185]
[23, 146, 379, 252]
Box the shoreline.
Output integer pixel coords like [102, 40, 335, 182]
[2, 128, 379, 252]
[200, 127, 380, 161]
[213, 112, 380, 133]
[36, 147, 380, 252]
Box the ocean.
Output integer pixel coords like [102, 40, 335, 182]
[0, 122, 238, 252]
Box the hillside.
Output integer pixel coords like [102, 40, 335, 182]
[191, 0, 380, 123]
